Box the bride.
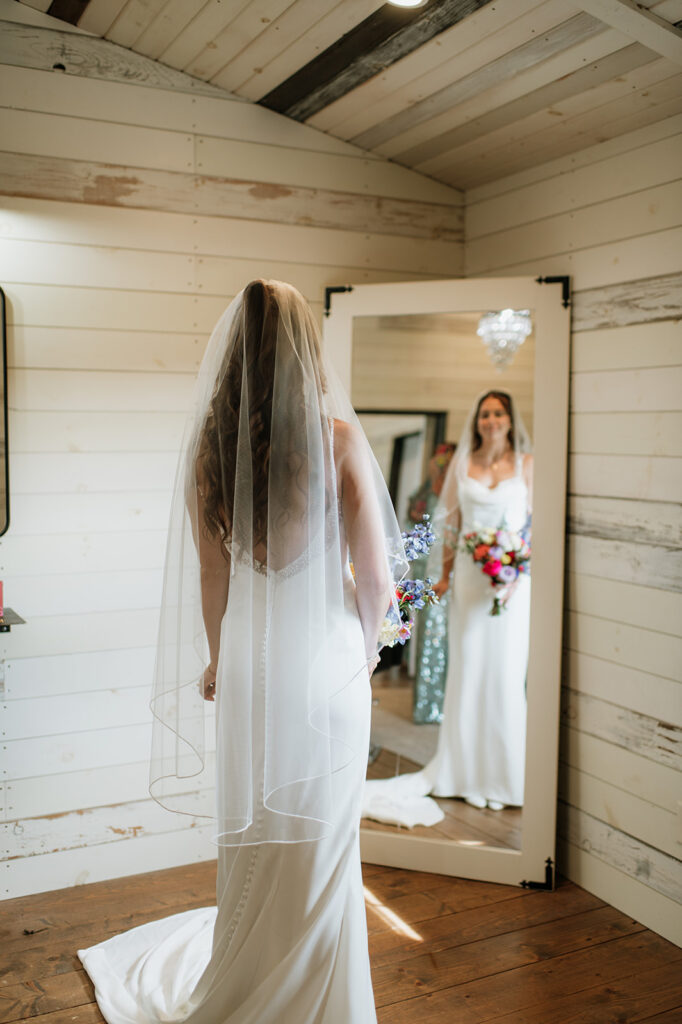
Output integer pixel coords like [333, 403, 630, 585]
[363, 389, 532, 827]
[78, 280, 407, 1023]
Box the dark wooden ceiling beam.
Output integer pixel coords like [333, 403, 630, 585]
[47, 0, 92, 25]
[260, 0, 495, 122]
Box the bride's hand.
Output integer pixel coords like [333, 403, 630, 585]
[432, 577, 450, 599]
[201, 666, 217, 702]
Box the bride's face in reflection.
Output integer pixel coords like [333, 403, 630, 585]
[476, 396, 511, 446]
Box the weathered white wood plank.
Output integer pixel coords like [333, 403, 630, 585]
[4, 607, 160, 659]
[9, 327, 203, 374]
[557, 833, 682, 946]
[7, 566, 164, 617]
[1, 530, 167, 577]
[106, 0, 168, 49]
[5, 795, 212, 859]
[0, 238, 197, 293]
[78, 0, 129, 35]
[359, 11, 613, 154]
[158, 0, 253, 71]
[194, 253, 433, 297]
[570, 411, 682, 457]
[563, 647, 682, 723]
[10, 369, 195, 413]
[0, 106, 194, 172]
[195, 133, 464, 204]
[470, 226, 682, 291]
[5, 760, 151, 820]
[466, 112, 682, 205]
[557, 803, 681, 903]
[5, 646, 157, 700]
[0, 195, 462, 275]
[572, 272, 682, 332]
[0, 152, 464, 242]
[132, 0, 209, 61]
[467, 133, 682, 238]
[566, 572, 682, 636]
[10, 491, 172, 536]
[3, 822, 216, 900]
[0, 61, 386, 161]
[578, 0, 682, 65]
[12, 448, 175, 495]
[234, 0, 386, 101]
[568, 495, 681, 548]
[466, 181, 682, 274]
[14, 0, 53, 14]
[560, 686, 680, 769]
[10, 409, 185, 452]
[5, 283, 230, 333]
[568, 533, 681, 592]
[437, 60, 681, 188]
[4, 721, 152, 778]
[318, 0, 563, 141]
[560, 725, 682, 812]
[569, 453, 681, 501]
[0, 239, 438, 299]
[4, 686, 154, 741]
[0, 18, 229, 96]
[558, 762, 680, 860]
[571, 319, 681, 373]
[185, 0, 305, 83]
[566, 611, 682, 685]
[571, 367, 682, 414]
[383, 21, 639, 162]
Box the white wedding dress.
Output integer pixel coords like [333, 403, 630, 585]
[363, 465, 530, 825]
[79, 546, 377, 1022]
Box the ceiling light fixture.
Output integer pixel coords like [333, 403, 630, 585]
[387, 0, 427, 7]
[477, 309, 533, 370]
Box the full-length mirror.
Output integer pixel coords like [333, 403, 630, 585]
[0, 287, 8, 537]
[324, 278, 570, 887]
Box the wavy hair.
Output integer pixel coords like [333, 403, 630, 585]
[197, 280, 327, 557]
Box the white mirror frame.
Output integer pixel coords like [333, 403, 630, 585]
[323, 277, 570, 889]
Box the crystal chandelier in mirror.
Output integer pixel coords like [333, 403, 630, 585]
[477, 309, 532, 370]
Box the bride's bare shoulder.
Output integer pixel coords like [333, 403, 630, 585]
[331, 418, 361, 453]
[330, 419, 366, 479]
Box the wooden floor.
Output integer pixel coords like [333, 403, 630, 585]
[1, 861, 681, 1023]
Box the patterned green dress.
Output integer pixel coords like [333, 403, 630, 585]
[406, 484, 448, 724]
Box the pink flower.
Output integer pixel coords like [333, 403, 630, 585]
[483, 559, 502, 577]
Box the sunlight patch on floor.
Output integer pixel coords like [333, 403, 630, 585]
[363, 885, 423, 942]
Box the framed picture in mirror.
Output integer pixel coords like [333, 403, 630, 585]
[324, 277, 570, 889]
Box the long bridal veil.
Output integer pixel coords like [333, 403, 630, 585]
[149, 280, 408, 847]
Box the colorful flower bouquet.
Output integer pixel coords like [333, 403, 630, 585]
[461, 524, 531, 616]
[379, 515, 439, 648]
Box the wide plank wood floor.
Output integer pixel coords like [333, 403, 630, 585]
[1, 861, 680, 1023]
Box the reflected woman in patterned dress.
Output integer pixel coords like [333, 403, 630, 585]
[406, 443, 455, 723]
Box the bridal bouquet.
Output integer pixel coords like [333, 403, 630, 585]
[462, 524, 530, 616]
[379, 515, 439, 648]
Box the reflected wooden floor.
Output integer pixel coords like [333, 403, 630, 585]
[365, 677, 522, 851]
[365, 749, 522, 850]
[1, 861, 680, 1023]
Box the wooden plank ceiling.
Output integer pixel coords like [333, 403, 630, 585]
[19, 0, 682, 188]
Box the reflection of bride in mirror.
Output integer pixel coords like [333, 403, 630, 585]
[363, 390, 532, 826]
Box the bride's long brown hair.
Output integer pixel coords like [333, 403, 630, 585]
[197, 280, 327, 555]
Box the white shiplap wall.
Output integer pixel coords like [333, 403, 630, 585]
[0, 7, 463, 899]
[465, 115, 682, 946]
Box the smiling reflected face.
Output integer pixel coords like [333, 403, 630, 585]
[475, 395, 512, 449]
